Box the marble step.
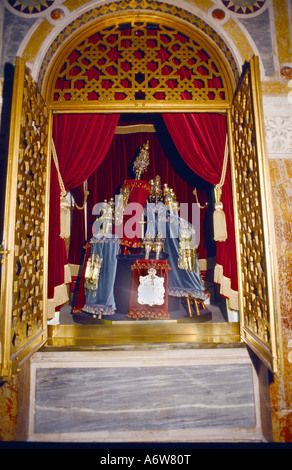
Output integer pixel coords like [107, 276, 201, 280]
[24, 347, 268, 442]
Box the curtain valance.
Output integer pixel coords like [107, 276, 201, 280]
[48, 113, 119, 316]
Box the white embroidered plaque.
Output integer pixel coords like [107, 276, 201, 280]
[137, 268, 165, 306]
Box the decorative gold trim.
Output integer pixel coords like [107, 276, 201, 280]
[0, 59, 50, 380]
[39, 1, 239, 99]
[228, 57, 283, 374]
[46, 322, 241, 347]
[249, 57, 283, 374]
[0, 58, 25, 379]
[127, 309, 170, 320]
[115, 124, 156, 134]
[43, 109, 53, 328]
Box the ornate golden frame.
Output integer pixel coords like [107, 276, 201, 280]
[42, 11, 236, 112]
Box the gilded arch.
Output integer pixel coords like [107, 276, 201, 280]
[38, 1, 240, 312]
[40, 1, 239, 110]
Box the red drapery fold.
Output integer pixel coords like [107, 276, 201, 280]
[118, 179, 151, 249]
[162, 113, 238, 306]
[51, 113, 237, 314]
[48, 113, 119, 315]
[68, 185, 86, 267]
[84, 129, 213, 261]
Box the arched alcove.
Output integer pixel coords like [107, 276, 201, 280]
[38, 6, 240, 323]
[40, 3, 238, 111]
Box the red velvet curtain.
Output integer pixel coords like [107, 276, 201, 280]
[84, 129, 213, 260]
[86, 130, 195, 230]
[63, 113, 237, 312]
[68, 185, 86, 267]
[48, 114, 120, 309]
[162, 113, 238, 294]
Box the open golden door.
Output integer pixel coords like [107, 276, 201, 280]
[229, 56, 283, 374]
[0, 58, 51, 380]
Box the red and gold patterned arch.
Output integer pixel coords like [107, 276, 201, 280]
[44, 14, 235, 111]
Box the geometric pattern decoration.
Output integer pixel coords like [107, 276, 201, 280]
[41, 1, 239, 104]
[10, 67, 49, 361]
[6, 0, 55, 15]
[221, 0, 266, 15]
[231, 59, 275, 369]
[52, 20, 228, 105]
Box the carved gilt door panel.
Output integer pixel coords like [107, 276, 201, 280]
[0, 58, 51, 380]
[229, 56, 282, 373]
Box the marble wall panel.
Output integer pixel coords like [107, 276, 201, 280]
[1, 9, 34, 77]
[241, 9, 275, 77]
[268, 158, 292, 442]
[33, 363, 256, 435]
[0, 375, 19, 441]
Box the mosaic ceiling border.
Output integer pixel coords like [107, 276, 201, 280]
[37, 0, 240, 93]
[5, 0, 56, 16]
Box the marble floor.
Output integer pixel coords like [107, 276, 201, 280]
[34, 363, 255, 434]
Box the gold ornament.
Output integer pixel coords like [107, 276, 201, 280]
[84, 253, 103, 292]
[133, 141, 150, 179]
[149, 175, 163, 204]
[154, 232, 165, 259]
[143, 234, 154, 259]
[178, 229, 196, 272]
[163, 184, 179, 213]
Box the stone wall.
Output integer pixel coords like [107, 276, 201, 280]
[0, 375, 18, 441]
[268, 158, 292, 442]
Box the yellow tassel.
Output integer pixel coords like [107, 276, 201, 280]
[213, 201, 227, 242]
[60, 195, 71, 239]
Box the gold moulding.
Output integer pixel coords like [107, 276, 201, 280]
[46, 322, 241, 348]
